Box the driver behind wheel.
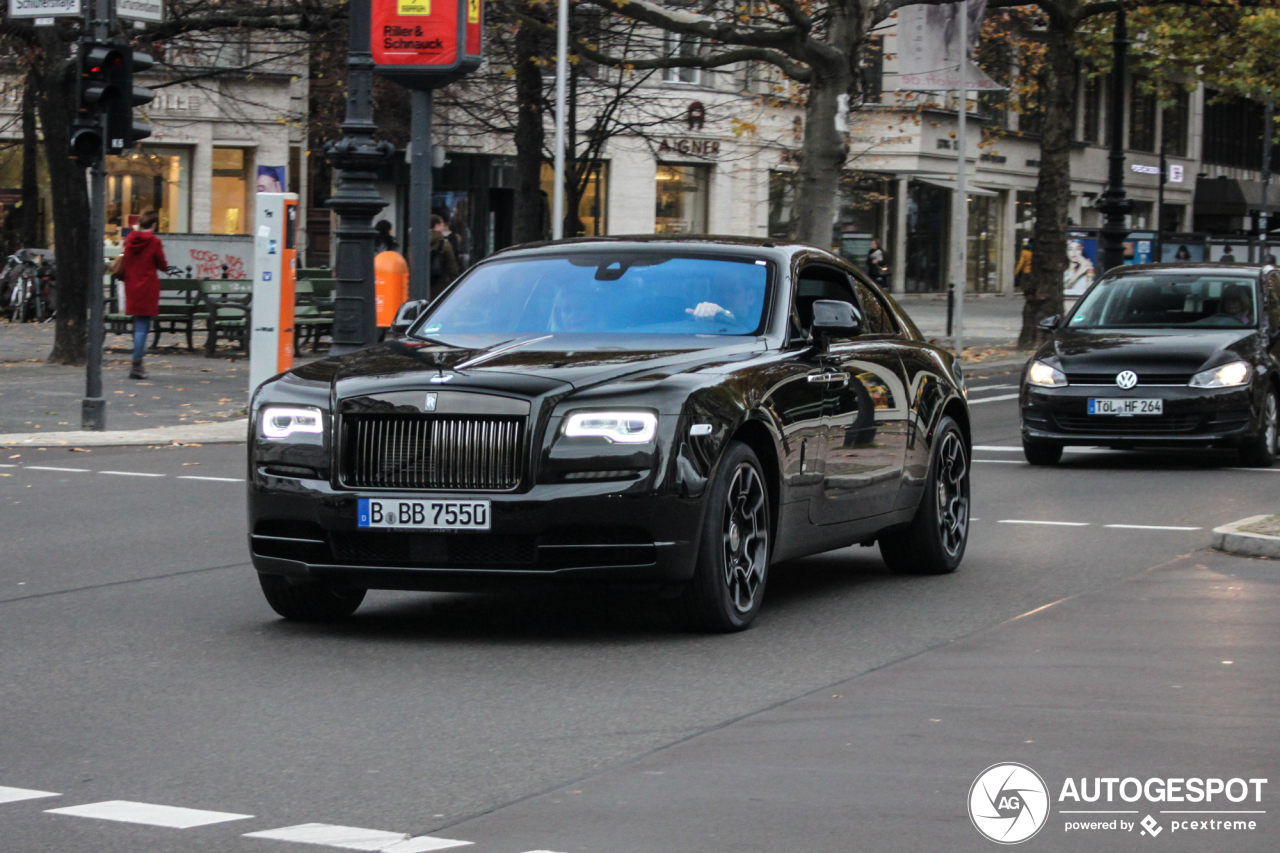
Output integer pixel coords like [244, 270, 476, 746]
[1220, 284, 1253, 325]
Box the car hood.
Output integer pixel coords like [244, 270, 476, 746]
[289, 333, 765, 399]
[1046, 328, 1256, 375]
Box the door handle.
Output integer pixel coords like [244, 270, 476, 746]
[807, 371, 850, 385]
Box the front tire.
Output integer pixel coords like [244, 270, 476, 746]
[1023, 438, 1063, 466]
[680, 441, 771, 632]
[258, 575, 366, 621]
[880, 417, 969, 575]
[1239, 386, 1278, 467]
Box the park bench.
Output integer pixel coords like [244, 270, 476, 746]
[293, 278, 336, 352]
[202, 279, 253, 356]
[106, 278, 208, 351]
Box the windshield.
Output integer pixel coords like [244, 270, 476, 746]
[414, 254, 771, 337]
[1067, 273, 1260, 329]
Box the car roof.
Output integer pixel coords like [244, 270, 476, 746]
[1105, 262, 1267, 276]
[488, 234, 831, 261]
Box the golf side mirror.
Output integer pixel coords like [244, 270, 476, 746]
[1037, 314, 1060, 333]
[809, 299, 863, 352]
[390, 299, 429, 337]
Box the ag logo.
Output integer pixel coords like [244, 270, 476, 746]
[1116, 370, 1139, 389]
[969, 763, 1050, 844]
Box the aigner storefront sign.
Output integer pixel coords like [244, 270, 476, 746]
[658, 138, 721, 157]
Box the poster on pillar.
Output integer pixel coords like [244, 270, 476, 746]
[895, 1, 1004, 92]
[371, 0, 483, 88]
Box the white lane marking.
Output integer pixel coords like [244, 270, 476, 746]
[998, 519, 1090, 527]
[1105, 524, 1202, 531]
[98, 471, 166, 478]
[24, 466, 90, 473]
[245, 823, 472, 851]
[0, 785, 60, 804]
[0, 463, 16, 467]
[178, 475, 245, 482]
[967, 383, 1018, 391]
[46, 800, 253, 828]
[974, 459, 1024, 464]
[974, 446, 1025, 452]
[967, 393, 1020, 405]
[1223, 467, 1280, 473]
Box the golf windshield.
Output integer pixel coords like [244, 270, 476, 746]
[414, 254, 770, 337]
[1067, 274, 1260, 329]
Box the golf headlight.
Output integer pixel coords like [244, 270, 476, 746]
[1027, 360, 1068, 388]
[563, 411, 657, 444]
[260, 406, 325, 439]
[1190, 360, 1251, 388]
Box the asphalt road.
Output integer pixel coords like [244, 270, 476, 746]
[1, 363, 1277, 852]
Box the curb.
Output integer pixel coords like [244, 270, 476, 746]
[1211, 515, 1280, 559]
[0, 419, 249, 447]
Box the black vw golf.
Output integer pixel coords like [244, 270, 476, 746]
[248, 237, 971, 631]
[1022, 263, 1280, 466]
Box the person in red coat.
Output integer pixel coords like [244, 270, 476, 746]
[119, 209, 167, 379]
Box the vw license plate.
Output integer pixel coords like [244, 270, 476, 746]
[358, 498, 491, 530]
[1088, 398, 1163, 416]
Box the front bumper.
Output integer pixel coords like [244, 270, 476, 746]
[1021, 384, 1258, 446]
[248, 476, 705, 591]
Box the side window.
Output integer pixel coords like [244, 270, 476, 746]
[854, 280, 899, 335]
[1267, 272, 1280, 330]
[793, 265, 857, 338]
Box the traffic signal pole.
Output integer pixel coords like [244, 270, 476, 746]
[82, 0, 113, 431]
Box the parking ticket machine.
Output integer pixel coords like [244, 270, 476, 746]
[250, 192, 299, 394]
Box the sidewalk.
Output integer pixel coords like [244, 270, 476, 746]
[895, 291, 1026, 349]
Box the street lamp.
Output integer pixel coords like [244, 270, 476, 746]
[1096, 9, 1132, 274]
[325, 0, 395, 355]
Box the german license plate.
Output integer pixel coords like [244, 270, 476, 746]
[1088, 398, 1163, 416]
[357, 498, 491, 530]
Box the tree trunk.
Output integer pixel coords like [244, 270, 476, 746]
[34, 31, 92, 365]
[513, 14, 547, 244]
[1019, 15, 1075, 350]
[20, 66, 40, 249]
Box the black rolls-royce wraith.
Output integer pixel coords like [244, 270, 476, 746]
[1022, 263, 1280, 466]
[248, 237, 971, 631]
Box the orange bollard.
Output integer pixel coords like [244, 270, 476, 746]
[375, 250, 410, 328]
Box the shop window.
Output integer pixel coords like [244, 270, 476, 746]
[768, 170, 794, 239]
[1160, 203, 1185, 233]
[105, 147, 191, 244]
[211, 147, 251, 234]
[905, 181, 949, 292]
[539, 161, 608, 237]
[967, 193, 1002, 293]
[288, 146, 302, 195]
[1161, 90, 1189, 157]
[663, 33, 702, 85]
[655, 164, 709, 233]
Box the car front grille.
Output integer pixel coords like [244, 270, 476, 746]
[342, 414, 524, 491]
[331, 532, 539, 565]
[1050, 413, 1202, 434]
[1065, 372, 1195, 386]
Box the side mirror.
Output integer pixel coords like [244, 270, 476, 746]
[390, 299, 429, 337]
[809, 299, 862, 351]
[1037, 314, 1060, 333]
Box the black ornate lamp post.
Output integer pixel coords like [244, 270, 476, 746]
[1097, 9, 1132, 274]
[326, 0, 395, 355]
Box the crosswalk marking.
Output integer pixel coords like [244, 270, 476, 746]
[46, 800, 253, 828]
[0, 785, 59, 804]
[245, 824, 472, 852]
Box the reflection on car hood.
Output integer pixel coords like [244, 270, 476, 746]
[288, 333, 764, 397]
[1050, 328, 1255, 374]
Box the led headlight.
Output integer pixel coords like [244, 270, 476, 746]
[260, 405, 325, 439]
[1026, 360, 1068, 388]
[1190, 360, 1251, 388]
[563, 411, 657, 444]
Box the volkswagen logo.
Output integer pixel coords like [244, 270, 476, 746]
[1115, 370, 1139, 390]
[969, 762, 1050, 844]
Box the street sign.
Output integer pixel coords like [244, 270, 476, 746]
[7, 0, 80, 18]
[116, 0, 162, 23]
[371, 0, 482, 88]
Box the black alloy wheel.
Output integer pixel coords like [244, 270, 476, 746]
[1239, 386, 1279, 467]
[258, 574, 367, 621]
[681, 441, 771, 632]
[1023, 438, 1063, 466]
[880, 416, 970, 575]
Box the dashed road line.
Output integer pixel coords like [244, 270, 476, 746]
[0, 785, 59, 804]
[178, 475, 244, 482]
[244, 823, 472, 851]
[46, 800, 253, 828]
[1105, 524, 1202, 531]
[98, 470, 166, 478]
[974, 459, 1024, 464]
[967, 383, 1018, 391]
[23, 466, 90, 473]
[967, 393, 1020, 405]
[1, 465, 243, 482]
[998, 519, 1090, 527]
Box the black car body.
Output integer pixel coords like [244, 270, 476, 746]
[1021, 263, 1280, 466]
[248, 237, 972, 630]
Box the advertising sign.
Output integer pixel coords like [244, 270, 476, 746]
[7, 0, 80, 18]
[117, 0, 163, 23]
[371, 0, 482, 88]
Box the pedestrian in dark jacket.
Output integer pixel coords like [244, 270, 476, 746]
[430, 214, 460, 298]
[118, 209, 167, 379]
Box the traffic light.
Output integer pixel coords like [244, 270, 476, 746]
[105, 49, 155, 154]
[71, 39, 124, 162]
